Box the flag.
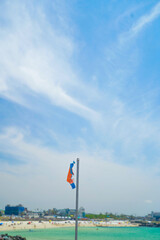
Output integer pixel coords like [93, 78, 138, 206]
[67, 161, 76, 189]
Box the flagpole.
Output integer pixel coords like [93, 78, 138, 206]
[75, 158, 79, 240]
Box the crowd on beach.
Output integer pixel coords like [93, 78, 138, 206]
[0, 220, 138, 231]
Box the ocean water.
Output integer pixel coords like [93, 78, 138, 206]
[1, 227, 160, 240]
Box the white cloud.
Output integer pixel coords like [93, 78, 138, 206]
[0, 1, 160, 215]
[145, 200, 152, 204]
[101, 2, 160, 168]
[131, 2, 160, 35]
[0, 126, 160, 215]
[119, 2, 160, 42]
[0, 0, 100, 123]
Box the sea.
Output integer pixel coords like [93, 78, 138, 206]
[1, 227, 160, 240]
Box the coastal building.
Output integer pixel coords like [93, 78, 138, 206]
[151, 211, 160, 221]
[56, 207, 85, 218]
[26, 211, 40, 219]
[5, 204, 26, 216]
[47, 209, 54, 216]
[57, 208, 70, 217]
[69, 209, 76, 217]
[0, 209, 4, 216]
[78, 207, 85, 218]
[146, 211, 160, 221]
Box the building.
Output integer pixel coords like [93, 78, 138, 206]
[27, 211, 40, 219]
[56, 207, 85, 218]
[0, 209, 4, 216]
[78, 207, 85, 218]
[5, 204, 25, 216]
[146, 211, 160, 221]
[54, 207, 85, 218]
[57, 208, 70, 216]
[151, 212, 160, 221]
[69, 209, 76, 217]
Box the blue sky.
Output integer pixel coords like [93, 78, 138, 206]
[0, 0, 160, 215]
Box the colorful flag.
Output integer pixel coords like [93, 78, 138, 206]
[67, 161, 76, 189]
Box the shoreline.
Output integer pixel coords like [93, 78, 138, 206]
[0, 221, 139, 232]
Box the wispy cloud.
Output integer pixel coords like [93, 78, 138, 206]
[131, 2, 160, 35]
[120, 2, 160, 42]
[101, 1, 160, 168]
[0, 0, 100, 122]
[0, 0, 160, 214]
[145, 200, 152, 204]
[0, 126, 159, 214]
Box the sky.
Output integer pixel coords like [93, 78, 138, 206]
[0, 0, 160, 216]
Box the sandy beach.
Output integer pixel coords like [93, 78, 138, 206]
[0, 220, 139, 231]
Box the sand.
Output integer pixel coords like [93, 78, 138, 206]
[0, 220, 139, 231]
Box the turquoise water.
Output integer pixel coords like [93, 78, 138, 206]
[1, 227, 160, 240]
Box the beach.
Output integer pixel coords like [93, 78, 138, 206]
[0, 220, 139, 232]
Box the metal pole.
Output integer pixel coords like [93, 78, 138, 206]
[75, 158, 79, 240]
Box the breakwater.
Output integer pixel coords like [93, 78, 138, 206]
[139, 222, 160, 227]
[0, 234, 26, 240]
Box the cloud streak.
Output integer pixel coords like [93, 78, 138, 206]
[119, 2, 160, 42]
[101, 1, 160, 169]
[131, 2, 160, 35]
[0, 0, 100, 123]
[0, 126, 160, 214]
[0, 0, 160, 215]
